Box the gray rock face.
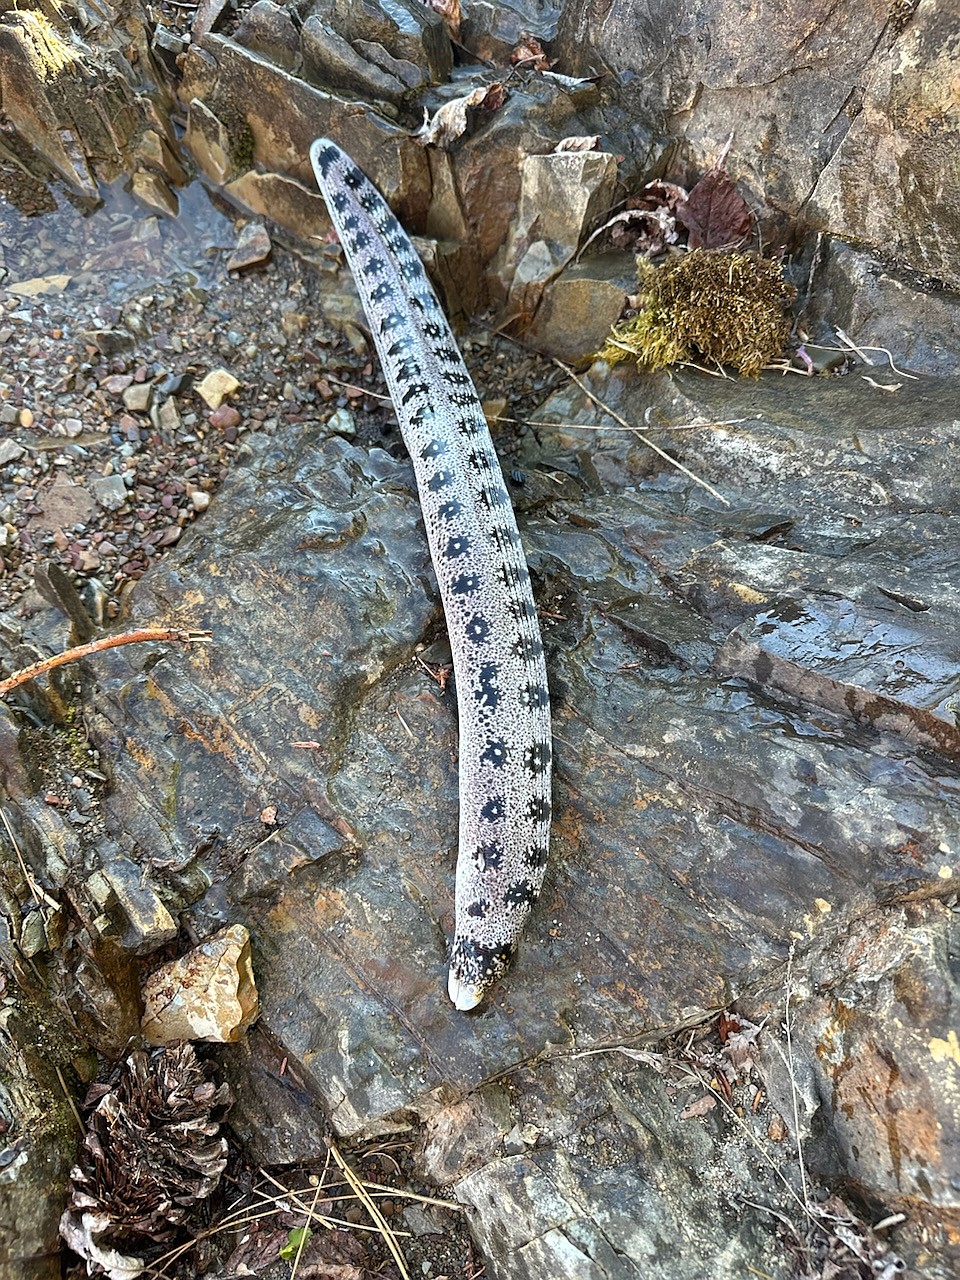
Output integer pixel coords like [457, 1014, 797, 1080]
[553, 0, 960, 291]
[300, 16, 408, 105]
[1, 1, 959, 1275]
[234, 0, 302, 72]
[300, 0, 452, 92]
[63, 362, 957, 1276]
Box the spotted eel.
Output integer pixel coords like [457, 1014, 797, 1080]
[310, 139, 552, 1011]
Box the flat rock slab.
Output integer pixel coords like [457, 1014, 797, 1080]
[80, 363, 959, 1277]
[86, 367, 957, 1061]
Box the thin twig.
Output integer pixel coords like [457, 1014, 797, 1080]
[290, 1177, 325, 1280]
[257, 1166, 340, 1232]
[834, 327, 873, 364]
[553, 360, 730, 505]
[0, 628, 212, 698]
[846, 340, 918, 379]
[0, 808, 58, 911]
[395, 707, 415, 739]
[490, 414, 749, 434]
[54, 1063, 85, 1133]
[324, 374, 391, 402]
[784, 941, 810, 1212]
[358, 1180, 460, 1210]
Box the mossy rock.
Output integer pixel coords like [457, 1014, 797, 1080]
[600, 249, 797, 377]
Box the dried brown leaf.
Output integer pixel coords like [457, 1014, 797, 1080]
[510, 35, 554, 71]
[718, 1011, 762, 1072]
[417, 83, 506, 148]
[554, 135, 600, 152]
[583, 180, 689, 259]
[423, 0, 461, 40]
[677, 167, 753, 250]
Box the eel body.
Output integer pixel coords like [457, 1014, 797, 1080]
[310, 138, 551, 1010]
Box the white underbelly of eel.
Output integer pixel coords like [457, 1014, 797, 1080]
[310, 138, 552, 1011]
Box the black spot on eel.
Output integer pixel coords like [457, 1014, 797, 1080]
[310, 139, 552, 1011]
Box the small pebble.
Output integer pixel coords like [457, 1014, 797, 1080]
[209, 404, 241, 429]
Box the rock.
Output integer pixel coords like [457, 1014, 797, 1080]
[89, 854, 177, 951]
[178, 35, 431, 229]
[209, 404, 241, 429]
[800, 238, 960, 377]
[325, 0, 453, 89]
[226, 221, 272, 271]
[102, 374, 134, 397]
[190, 490, 211, 512]
[90, 357, 960, 1273]
[0, 439, 25, 465]
[6, 274, 71, 297]
[28, 476, 96, 530]
[234, 0, 302, 73]
[183, 98, 240, 186]
[225, 170, 332, 243]
[497, 149, 620, 310]
[0, 994, 85, 1280]
[0, 5, 158, 196]
[141, 924, 259, 1044]
[219, 1027, 329, 1164]
[195, 368, 240, 409]
[135, 128, 188, 187]
[754, 901, 960, 1209]
[460, 0, 561, 63]
[714, 595, 960, 763]
[326, 407, 356, 438]
[89, 475, 130, 512]
[807, 4, 960, 290]
[130, 169, 179, 218]
[555, 0, 960, 291]
[446, 79, 590, 270]
[154, 397, 181, 432]
[121, 381, 153, 413]
[300, 15, 407, 106]
[413, 232, 483, 327]
[522, 254, 634, 363]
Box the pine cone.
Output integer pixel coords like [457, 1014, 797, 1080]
[60, 1043, 232, 1279]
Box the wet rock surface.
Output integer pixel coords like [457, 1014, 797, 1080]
[18, 364, 951, 1279]
[0, 1, 959, 1277]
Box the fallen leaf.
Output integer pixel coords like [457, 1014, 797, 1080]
[280, 1226, 313, 1261]
[511, 35, 554, 71]
[424, 0, 461, 39]
[542, 70, 599, 89]
[417, 83, 506, 148]
[677, 166, 753, 249]
[554, 135, 600, 152]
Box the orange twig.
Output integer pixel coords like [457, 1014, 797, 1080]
[0, 628, 212, 697]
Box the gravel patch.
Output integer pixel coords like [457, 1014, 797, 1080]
[1, 180, 556, 622]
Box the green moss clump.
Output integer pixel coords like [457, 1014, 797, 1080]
[599, 250, 797, 376]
